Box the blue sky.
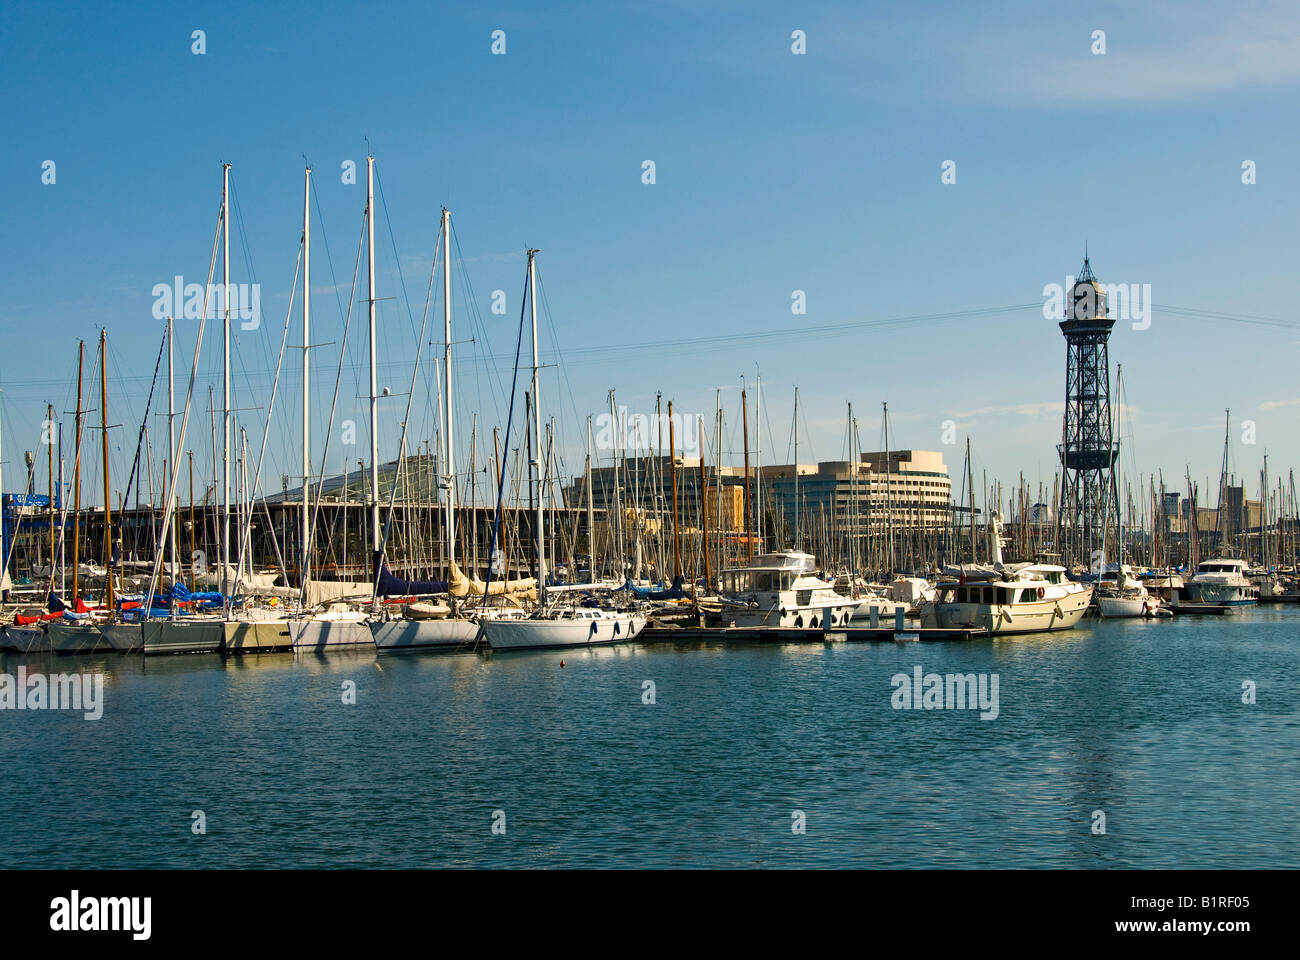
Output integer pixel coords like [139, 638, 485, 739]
[2, 0, 1298, 512]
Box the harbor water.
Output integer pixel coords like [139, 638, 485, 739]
[2, 608, 1297, 869]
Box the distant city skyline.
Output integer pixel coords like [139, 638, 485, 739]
[3, 1, 1297, 514]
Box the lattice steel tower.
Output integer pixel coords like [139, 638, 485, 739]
[1056, 256, 1120, 568]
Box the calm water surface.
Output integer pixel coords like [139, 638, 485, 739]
[2, 608, 1297, 868]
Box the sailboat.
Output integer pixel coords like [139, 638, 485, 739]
[48, 331, 114, 654]
[371, 204, 537, 649]
[116, 167, 232, 656]
[479, 250, 645, 651]
[373, 206, 481, 650]
[285, 162, 372, 650]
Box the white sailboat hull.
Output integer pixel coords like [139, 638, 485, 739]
[372, 617, 481, 650]
[289, 617, 374, 650]
[483, 614, 645, 650]
[1096, 594, 1162, 618]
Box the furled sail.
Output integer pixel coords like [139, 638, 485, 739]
[373, 553, 449, 597]
[447, 559, 536, 598]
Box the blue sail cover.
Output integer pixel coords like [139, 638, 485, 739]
[624, 575, 685, 600]
[168, 582, 225, 609]
[374, 552, 448, 597]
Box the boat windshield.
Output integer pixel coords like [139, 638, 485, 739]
[723, 570, 795, 593]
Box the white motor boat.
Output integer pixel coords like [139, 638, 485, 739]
[921, 563, 1093, 634]
[717, 552, 863, 628]
[480, 607, 645, 650]
[1186, 558, 1259, 606]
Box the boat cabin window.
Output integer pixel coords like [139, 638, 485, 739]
[983, 587, 993, 604]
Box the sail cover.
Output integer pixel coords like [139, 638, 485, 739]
[373, 552, 448, 597]
[624, 575, 685, 600]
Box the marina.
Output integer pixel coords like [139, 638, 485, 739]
[2, 2, 1298, 899]
[2, 244, 1298, 653]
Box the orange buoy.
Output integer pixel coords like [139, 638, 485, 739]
[560, 660, 566, 668]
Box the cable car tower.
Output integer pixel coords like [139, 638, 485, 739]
[1056, 255, 1121, 568]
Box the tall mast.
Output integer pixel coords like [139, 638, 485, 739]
[47, 402, 54, 582]
[793, 386, 800, 551]
[527, 249, 544, 601]
[167, 317, 177, 589]
[699, 417, 711, 589]
[755, 374, 762, 554]
[714, 393, 723, 574]
[440, 207, 454, 568]
[187, 451, 195, 590]
[883, 401, 893, 573]
[367, 156, 381, 557]
[669, 401, 681, 580]
[1217, 408, 1230, 556]
[99, 329, 113, 611]
[301, 164, 312, 588]
[967, 437, 976, 562]
[741, 386, 751, 563]
[470, 414, 478, 576]
[221, 162, 231, 598]
[71, 340, 84, 603]
[586, 416, 595, 585]
[654, 391, 664, 577]
[608, 389, 622, 576]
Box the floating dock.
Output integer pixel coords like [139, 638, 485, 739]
[1168, 603, 1240, 615]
